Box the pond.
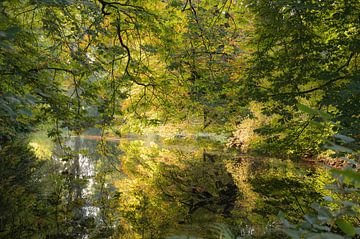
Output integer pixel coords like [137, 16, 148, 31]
[44, 133, 329, 239]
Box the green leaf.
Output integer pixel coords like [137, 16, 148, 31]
[283, 229, 300, 239]
[308, 233, 344, 239]
[18, 108, 33, 117]
[336, 219, 356, 237]
[297, 104, 331, 120]
[304, 214, 315, 224]
[297, 104, 317, 115]
[25, 94, 38, 105]
[5, 96, 21, 104]
[331, 169, 360, 186]
[333, 134, 355, 143]
[325, 144, 353, 153]
[0, 99, 16, 117]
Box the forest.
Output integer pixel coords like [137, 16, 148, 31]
[0, 0, 359, 238]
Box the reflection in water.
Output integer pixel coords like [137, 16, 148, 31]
[45, 134, 328, 238]
[113, 138, 327, 238]
[116, 140, 242, 238]
[48, 135, 123, 238]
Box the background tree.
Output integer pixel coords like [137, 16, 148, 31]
[241, 0, 360, 157]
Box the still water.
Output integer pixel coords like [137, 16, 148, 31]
[50, 133, 327, 238]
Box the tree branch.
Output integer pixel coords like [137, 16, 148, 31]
[269, 53, 355, 97]
[29, 67, 75, 75]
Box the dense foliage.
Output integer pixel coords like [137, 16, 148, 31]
[0, 0, 359, 238]
[242, 0, 360, 157]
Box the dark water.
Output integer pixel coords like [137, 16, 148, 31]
[50, 134, 327, 238]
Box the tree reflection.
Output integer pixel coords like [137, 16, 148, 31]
[115, 139, 330, 238]
[115, 140, 243, 238]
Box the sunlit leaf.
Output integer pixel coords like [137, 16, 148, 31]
[297, 104, 331, 120]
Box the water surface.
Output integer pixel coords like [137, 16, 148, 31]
[48, 134, 327, 238]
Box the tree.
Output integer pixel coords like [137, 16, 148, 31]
[242, 0, 360, 157]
